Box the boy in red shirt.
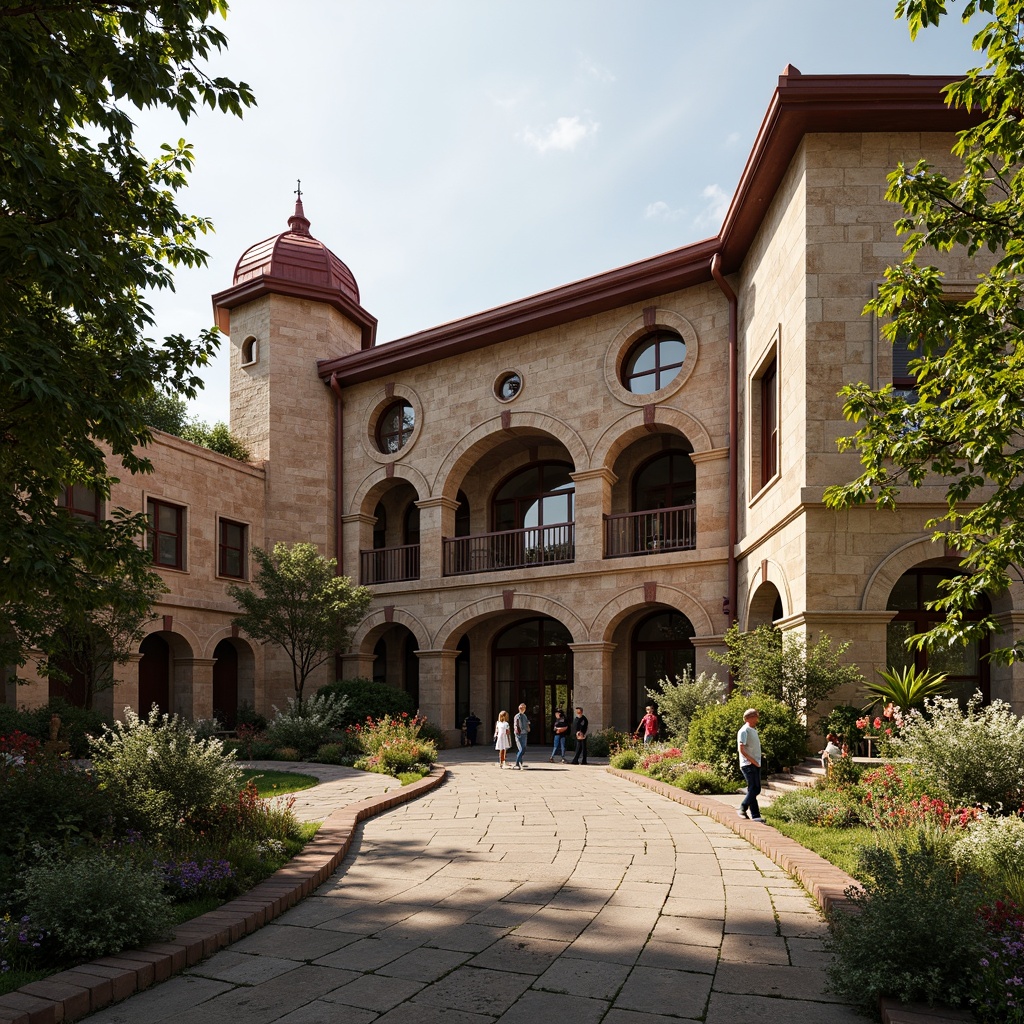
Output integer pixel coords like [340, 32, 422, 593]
[635, 705, 659, 744]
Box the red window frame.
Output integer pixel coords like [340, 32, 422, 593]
[60, 485, 100, 522]
[622, 331, 686, 394]
[376, 400, 415, 453]
[760, 357, 778, 487]
[147, 499, 185, 570]
[219, 519, 247, 579]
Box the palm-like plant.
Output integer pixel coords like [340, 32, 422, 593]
[862, 665, 953, 714]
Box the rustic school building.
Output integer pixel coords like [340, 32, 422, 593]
[15, 70, 1023, 745]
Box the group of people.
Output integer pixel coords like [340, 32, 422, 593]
[493, 704, 590, 769]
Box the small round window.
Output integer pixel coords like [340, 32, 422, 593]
[496, 371, 522, 401]
[622, 330, 686, 394]
[376, 400, 415, 454]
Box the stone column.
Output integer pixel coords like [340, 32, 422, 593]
[416, 647, 460, 745]
[415, 496, 459, 582]
[175, 657, 217, 721]
[568, 641, 616, 731]
[690, 635, 725, 679]
[991, 611, 1024, 711]
[341, 513, 375, 584]
[570, 468, 616, 564]
[338, 651, 375, 681]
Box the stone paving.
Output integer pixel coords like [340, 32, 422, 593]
[82, 749, 865, 1023]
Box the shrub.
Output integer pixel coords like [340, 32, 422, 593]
[349, 714, 436, 776]
[12, 700, 107, 758]
[21, 846, 173, 961]
[315, 739, 360, 764]
[826, 841, 987, 1009]
[889, 694, 1024, 810]
[952, 816, 1024, 904]
[824, 753, 862, 790]
[0, 911, 46, 973]
[190, 717, 224, 741]
[235, 701, 268, 733]
[975, 900, 1024, 1024]
[273, 746, 301, 761]
[686, 693, 808, 778]
[645, 669, 724, 743]
[264, 692, 349, 758]
[677, 769, 738, 795]
[157, 857, 235, 900]
[415, 718, 448, 750]
[317, 678, 415, 727]
[89, 706, 242, 838]
[819, 704, 865, 752]
[609, 749, 640, 770]
[585, 727, 630, 758]
[767, 788, 860, 828]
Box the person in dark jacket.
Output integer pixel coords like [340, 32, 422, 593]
[550, 708, 569, 762]
[571, 706, 589, 765]
[464, 711, 481, 746]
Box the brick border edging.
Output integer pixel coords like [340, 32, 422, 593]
[605, 769, 974, 1024]
[0, 765, 448, 1024]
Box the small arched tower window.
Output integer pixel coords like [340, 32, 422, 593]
[241, 336, 259, 366]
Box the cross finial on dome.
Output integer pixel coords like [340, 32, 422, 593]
[288, 179, 311, 236]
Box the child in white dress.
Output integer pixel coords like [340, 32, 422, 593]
[494, 710, 511, 768]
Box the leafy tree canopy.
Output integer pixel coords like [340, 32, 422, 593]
[710, 624, 864, 718]
[228, 543, 372, 703]
[824, 0, 1024, 661]
[139, 389, 251, 461]
[0, 2, 254, 666]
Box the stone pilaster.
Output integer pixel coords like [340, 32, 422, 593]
[570, 468, 616, 562]
[416, 647, 460, 745]
[568, 642, 616, 731]
[415, 496, 459, 582]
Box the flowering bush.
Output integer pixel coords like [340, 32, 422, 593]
[767, 789, 861, 828]
[860, 761, 977, 839]
[645, 669, 724, 742]
[974, 900, 1024, 1023]
[888, 695, 1024, 810]
[157, 857, 235, 899]
[349, 714, 436, 777]
[953, 815, 1024, 904]
[0, 912, 45, 974]
[264, 692, 349, 758]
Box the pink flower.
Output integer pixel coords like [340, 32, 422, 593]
[874, 717, 883, 730]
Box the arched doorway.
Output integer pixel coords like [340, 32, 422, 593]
[493, 617, 572, 744]
[632, 610, 696, 725]
[886, 567, 991, 704]
[138, 634, 170, 715]
[212, 639, 239, 728]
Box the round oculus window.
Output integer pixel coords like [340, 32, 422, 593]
[622, 331, 686, 394]
[496, 372, 522, 401]
[376, 400, 415, 454]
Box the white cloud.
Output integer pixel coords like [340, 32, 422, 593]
[521, 116, 599, 154]
[725, 131, 741, 147]
[579, 56, 616, 83]
[644, 200, 686, 222]
[694, 183, 730, 229]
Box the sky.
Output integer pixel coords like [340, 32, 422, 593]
[134, 0, 982, 425]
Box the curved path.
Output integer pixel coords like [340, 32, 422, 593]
[70, 748, 865, 1024]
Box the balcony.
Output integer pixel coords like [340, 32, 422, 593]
[443, 522, 575, 576]
[360, 544, 420, 585]
[604, 504, 696, 558]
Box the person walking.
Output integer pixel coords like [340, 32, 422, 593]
[550, 708, 569, 762]
[635, 705, 659, 745]
[513, 702, 530, 770]
[737, 707, 764, 821]
[464, 711, 481, 746]
[494, 710, 511, 768]
[570, 705, 589, 765]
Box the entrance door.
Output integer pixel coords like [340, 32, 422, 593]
[212, 639, 239, 728]
[138, 634, 170, 715]
[493, 618, 573, 745]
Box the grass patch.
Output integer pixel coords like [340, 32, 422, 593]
[0, 968, 54, 997]
[397, 770, 429, 785]
[765, 817, 874, 880]
[168, 894, 224, 926]
[238, 769, 318, 797]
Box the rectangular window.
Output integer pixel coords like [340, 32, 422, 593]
[147, 499, 185, 570]
[59, 485, 100, 522]
[219, 518, 247, 579]
[760, 357, 778, 487]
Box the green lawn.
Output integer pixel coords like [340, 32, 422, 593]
[763, 817, 874, 881]
[239, 769, 319, 797]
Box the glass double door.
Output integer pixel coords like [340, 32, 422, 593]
[493, 618, 572, 745]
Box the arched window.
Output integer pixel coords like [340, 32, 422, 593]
[886, 568, 990, 704]
[634, 451, 696, 510]
[622, 331, 686, 394]
[632, 611, 695, 726]
[376, 400, 415, 454]
[241, 336, 258, 365]
[493, 461, 574, 532]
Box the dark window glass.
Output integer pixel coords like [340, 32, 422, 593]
[377, 400, 415, 454]
[219, 519, 247, 578]
[761, 357, 778, 486]
[60, 485, 100, 522]
[404, 503, 420, 545]
[634, 451, 696, 510]
[622, 332, 686, 394]
[147, 499, 185, 569]
[497, 373, 522, 400]
[455, 490, 471, 537]
[493, 462, 574, 531]
[373, 502, 387, 549]
[632, 611, 696, 724]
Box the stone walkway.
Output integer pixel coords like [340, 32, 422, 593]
[76, 747, 865, 1024]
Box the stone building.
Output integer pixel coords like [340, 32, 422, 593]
[14, 69, 1024, 741]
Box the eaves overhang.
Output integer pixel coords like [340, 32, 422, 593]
[317, 70, 981, 388]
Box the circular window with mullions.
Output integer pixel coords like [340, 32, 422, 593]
[376, 399, 415, 454]
[622, 330, 686, 394]
[494, 370, 523, 402]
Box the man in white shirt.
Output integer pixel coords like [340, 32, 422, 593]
[737, 708, 764, 821]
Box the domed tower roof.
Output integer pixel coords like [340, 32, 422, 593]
[212, 197, 376, 348]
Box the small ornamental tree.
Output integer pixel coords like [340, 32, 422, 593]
[227, 543, 371, 703]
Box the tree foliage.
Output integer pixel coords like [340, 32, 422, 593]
[710, 624, 864, 718]
[227, 543, 371, 703]
[0, 2, 254, 668]
[139, 389, 251, 461]
[825, 0, 1024, 661]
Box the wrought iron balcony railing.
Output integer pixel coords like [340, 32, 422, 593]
[604, 504, 696, 558]
[359, 543, 420, 584]
[443, 523, 575, 576]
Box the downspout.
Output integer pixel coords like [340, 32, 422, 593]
[710, 254, 738, 639]
[329, 373, 345, 577]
